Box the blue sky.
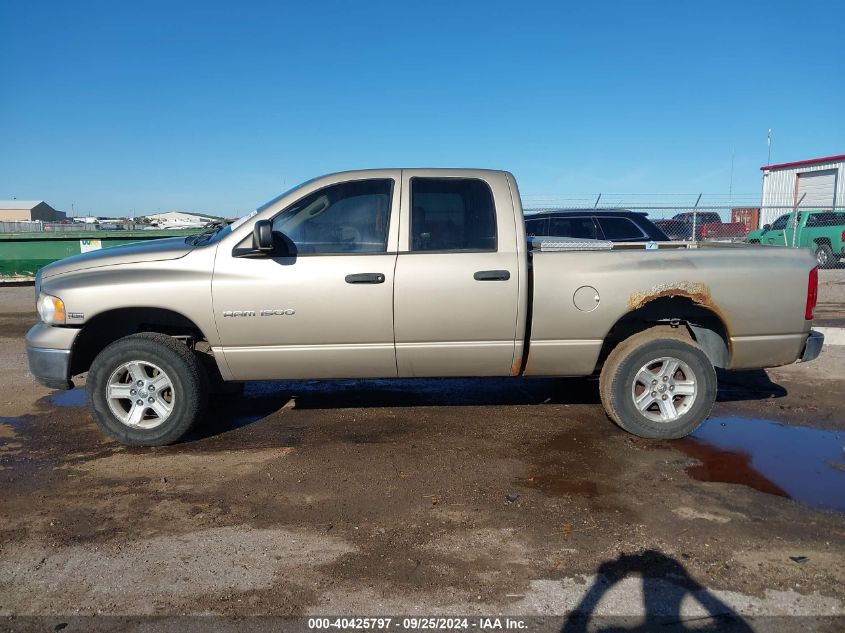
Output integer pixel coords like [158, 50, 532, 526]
[1, 0, 843, 216]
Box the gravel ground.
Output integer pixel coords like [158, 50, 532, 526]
[1, 279, 844, 631]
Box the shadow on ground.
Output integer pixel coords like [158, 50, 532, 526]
[187, 370, 787, 442]
[561, 550, 753, 632]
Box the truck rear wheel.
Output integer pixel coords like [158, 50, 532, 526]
[815, 243, 835, 269]
[87, 333, 207, 446]
[599, 328, 716, 439]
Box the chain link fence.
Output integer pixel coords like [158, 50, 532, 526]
[0, 221, 156, 233]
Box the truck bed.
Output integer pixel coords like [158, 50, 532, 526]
[525, 238, 815, 375]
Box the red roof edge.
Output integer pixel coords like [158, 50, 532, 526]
[760, 154, 845, 171]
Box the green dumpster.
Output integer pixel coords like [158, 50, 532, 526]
[0, 229, 202, 282]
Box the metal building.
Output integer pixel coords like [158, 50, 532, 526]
[760, 154, 844, 226]
[144, 211, 220, 223]
[0, 200, 65, 222]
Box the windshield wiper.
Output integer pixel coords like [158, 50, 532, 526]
[186, 221, 228, 246]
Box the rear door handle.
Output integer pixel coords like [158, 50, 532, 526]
[473, 270, 511, 281]
[345, 273, 386, 284]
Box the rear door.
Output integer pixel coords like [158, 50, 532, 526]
[393, 171, 521, 376]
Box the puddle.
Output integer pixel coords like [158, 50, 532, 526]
[49, 389, 86, 408]
[519, 429, 611, 499]
[524, 473, 599, 497]
[673, 417, 845, 513]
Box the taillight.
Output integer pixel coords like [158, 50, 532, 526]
[805, 267, 818, 321]
[841, 229, 845, 242]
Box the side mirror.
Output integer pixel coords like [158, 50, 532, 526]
[253, 220, 274, 252]
[762, 224, 771, 232]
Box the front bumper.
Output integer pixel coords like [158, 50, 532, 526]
[26, 346, 73, 389]
[25, 323, 80, 390]
[799, 330, 824, 363]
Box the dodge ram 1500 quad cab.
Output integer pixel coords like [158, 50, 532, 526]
[27, 169, 824, 446]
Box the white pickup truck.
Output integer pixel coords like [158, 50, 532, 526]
[26, 169, 823, 446]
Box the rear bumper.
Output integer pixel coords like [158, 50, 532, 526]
[25, 323, 80, 390]
[799, 330, 824, 363]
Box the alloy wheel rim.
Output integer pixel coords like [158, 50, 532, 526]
[630, 356, 697, 423]
[106, 360, 175, 429]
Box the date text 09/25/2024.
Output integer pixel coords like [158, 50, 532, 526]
[307, 618, 528, 630]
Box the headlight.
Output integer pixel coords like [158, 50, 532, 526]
[37, 293, 66, 324]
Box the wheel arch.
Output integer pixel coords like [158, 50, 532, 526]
[597, 296, 731, 371]
[70, 307, 210, 376]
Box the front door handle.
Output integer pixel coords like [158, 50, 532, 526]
[345, 273, 386, 284]
[473, 270, 511, 281]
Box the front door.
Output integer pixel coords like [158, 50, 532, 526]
[212, 175, 400, 380]
[393, 173, 521, 377]
[765, 214, 791, 245]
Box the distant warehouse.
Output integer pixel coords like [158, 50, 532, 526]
[144, 211, 221, 224]
[760, 154, 844, 226]
[0, 200, 66, 222]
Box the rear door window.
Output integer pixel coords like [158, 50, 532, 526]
[410, 178, 497, 252]
[596, 216, 647, 240]
[548, 216, 598, 239]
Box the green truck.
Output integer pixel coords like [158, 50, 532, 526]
[746, 210, 845, 268]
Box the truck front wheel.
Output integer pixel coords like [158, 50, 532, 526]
[87, 333, 207, 446]
[599, 329, 716, 439]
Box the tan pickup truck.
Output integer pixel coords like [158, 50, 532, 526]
[26, 169, 824, 446]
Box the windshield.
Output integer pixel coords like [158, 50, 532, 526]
[182, 180, 319, 247]
[183, 177, 324, 248]
[256, 177, 319, 213]
[771, 215, 789, 230]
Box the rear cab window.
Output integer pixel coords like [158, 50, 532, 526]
[410, 178, 497, 252]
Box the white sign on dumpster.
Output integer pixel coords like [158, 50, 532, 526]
[80, 239, 103, 253]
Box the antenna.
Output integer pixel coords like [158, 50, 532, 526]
[767, 129, 772, 165]
[729, 150, 735, 203]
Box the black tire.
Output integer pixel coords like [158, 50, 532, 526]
[87, 333, 207, 446]
[815, 243, 835, 269]
[599, 328, 717, 439]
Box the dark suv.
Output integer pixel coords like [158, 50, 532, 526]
[524, 209, 670, 242]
